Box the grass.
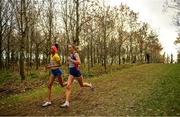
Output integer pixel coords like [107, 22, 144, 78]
[0, 64, 179, 116]
[0, 85, 62, 105]
[0, 70, 20, 84]
[134, 64, 180, 116]
[82, 64, 134, 77]
[0, 64, 134, 84]
[0, 64, 135, 106]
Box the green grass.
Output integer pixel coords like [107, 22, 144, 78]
[27, 70, 49, 80]
[0, 70, 19, 84]
[134, 64, 180, 116]
[0, 85, 62, 105]
[82, 64, 134, 77]
[0, 64, 132, 105]
[0, 64, 134, 84]
[0, 64, 179, 116]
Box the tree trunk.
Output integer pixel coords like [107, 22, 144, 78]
[11, 50, 15, 70]
[96, 44, 100, 64]
[111, 56, 114, 65]
[6, 35, 10, 69]
[0, 3, 2, 70]
[93, 46, 96, 64]
[75, 0, 80, 45]
[118, 45, 122, 65]
[0, 34, 2, 70]
[103, 35, 107, 72]
[87, 44, 90, 72]
[30, 35, 33, 69]
[90, 37, 93, 67]
[103, 20, 107, 71]
[35, 45, 39, 70]
[19, 33, 25, 80]
[19, 0, 26, 80]
[129, 37, 133, 64]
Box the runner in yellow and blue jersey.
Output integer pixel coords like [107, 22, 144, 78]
[42, 44, 67, 107]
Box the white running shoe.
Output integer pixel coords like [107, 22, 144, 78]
[42, 101, 52, 107]
[60, 101, 69, 108]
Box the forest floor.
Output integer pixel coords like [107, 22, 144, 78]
[0, 64, 179, 116]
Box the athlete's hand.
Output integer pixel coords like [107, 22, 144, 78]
[46, 65, 51, 69]
[66, 61, 69, 66]
[67, 56, 71, 61]
[68, 57, 74, 63]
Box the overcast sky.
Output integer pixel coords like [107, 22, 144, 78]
[107, 0, 178, 60]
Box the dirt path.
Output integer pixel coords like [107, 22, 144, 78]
[0, 64, 179, 116]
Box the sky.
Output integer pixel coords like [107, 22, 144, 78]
[107, 0, 178, 60]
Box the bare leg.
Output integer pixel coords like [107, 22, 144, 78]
[77, 75, 92, 87]
[65, 75, 74, 102]
[57, 74, 67, 87]
[60, 75, 74, 108]
[48, 74, 55, 102]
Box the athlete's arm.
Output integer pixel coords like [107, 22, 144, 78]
[66, 59, 69, 66]
[46, 64, 61, 69]
[73, 53, 81, 65]
[47, 55, 61, 68]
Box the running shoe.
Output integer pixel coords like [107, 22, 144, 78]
[60, 102, 69, 108]
[42, 101, 51, 107]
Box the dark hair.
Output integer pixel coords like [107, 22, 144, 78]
[53, 43, 59, 50]
[69, 43, 76, 49]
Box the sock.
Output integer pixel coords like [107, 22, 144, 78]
[65, 101, 69, 105]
